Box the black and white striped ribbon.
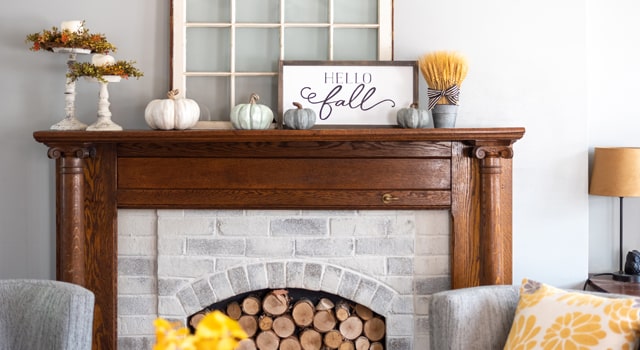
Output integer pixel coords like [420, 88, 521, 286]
[427, 85, 460, 110]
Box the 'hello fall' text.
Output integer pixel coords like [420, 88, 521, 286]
[299, 71, 395, 120]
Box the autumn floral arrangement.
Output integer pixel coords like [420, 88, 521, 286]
[25, 20, 116, 54]
[67, 54, 143, 83]
[154, 311, 247, 350]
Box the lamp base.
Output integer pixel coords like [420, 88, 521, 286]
[612, 271, 640, 283]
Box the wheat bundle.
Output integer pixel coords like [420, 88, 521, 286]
[418, 51, 468, 108]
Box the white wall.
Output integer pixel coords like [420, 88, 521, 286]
[0, 0, 168, 278]
[1, 0, 633, 289]
[587, 1, 640, 274]
[396, 0, 589, 288]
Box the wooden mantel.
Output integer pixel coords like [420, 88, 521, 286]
[34, 127, 524, 350]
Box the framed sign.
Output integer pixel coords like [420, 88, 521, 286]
[278, 60, 418, 127]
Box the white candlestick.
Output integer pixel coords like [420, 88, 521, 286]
[61, 20, 83, 33]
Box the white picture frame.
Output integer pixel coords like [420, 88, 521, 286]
[278, 60, 418, 127]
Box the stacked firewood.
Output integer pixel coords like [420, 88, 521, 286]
[190, 289, 386, 350]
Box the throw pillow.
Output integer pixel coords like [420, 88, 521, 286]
[503, 278, 640, 350]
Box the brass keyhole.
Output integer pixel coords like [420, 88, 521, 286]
[381, 193, 399, 204]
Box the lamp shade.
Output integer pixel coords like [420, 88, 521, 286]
[590, 147, 640, 197]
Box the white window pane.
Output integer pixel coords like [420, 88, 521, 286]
[333, 29, 378, 60]
[186, 28, 230, 72]
[285, 0, 329, 23]
[186, 76, 231, 121]
[187, 0, 230, 22]
[334, 0, 378, 24]
[284, 28, 329, 60]
[236, 28, 280, 72]
[236, 0, 280, 23]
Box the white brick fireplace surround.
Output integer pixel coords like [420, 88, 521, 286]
[116, 209, 451, 350]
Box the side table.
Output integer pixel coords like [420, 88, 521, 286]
[586, 274, 640, 297]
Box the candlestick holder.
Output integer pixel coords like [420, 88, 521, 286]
[51, 47, 90, 130]
[85, 75, 123, 131]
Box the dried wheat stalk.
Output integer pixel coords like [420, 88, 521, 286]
[418, 51, 468, 105]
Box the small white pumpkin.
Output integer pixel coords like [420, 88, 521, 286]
[145, 89, 200, 130]
[230, 93, 274, 130]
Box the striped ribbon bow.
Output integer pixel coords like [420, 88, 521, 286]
[427, 85, 460, 110]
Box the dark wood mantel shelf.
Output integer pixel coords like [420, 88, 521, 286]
[34, 127, 524, 350]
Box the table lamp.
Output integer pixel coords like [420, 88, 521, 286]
[589, 147, 640, 282]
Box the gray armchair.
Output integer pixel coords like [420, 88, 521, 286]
[0, 279, 95, 350]
[429, 284, 636, 350]
[429, 285, 520, 350]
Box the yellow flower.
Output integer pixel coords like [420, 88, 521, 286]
[604, 299, 640, 343]
[153, 318, 191, 350]
[504, 314, 540, 350]
[541, 312, 606, 349]
[153, 311, 247, 350]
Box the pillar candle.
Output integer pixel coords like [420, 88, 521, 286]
[61, 20, 83, 33]
[92, 54, 115, 67]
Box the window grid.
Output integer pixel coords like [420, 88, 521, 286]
[172, 0, 392, 116]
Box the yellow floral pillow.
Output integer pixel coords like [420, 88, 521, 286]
[504, 278, 640, 350]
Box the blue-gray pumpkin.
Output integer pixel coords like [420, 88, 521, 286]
[396, 103, 430, 128]
[230, 93, 274, 130]
[284, 102, 316, 129]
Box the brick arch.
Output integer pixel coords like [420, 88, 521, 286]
[173, 260, 400, 317]
[165, 260, 411, 347]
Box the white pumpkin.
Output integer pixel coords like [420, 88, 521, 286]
[145, 89, 200, 130]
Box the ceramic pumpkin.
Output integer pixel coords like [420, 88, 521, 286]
[230, 93, 274, 130]
[396, 103, 430, 129]
[144, 89, 200, 130]
[283, 102, 316, 130]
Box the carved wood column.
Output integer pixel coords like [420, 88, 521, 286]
[47, 144, 94, 286]
[473, 144, 514, 285]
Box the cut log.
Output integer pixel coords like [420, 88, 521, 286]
[238, 315, 258, 337]
[242, 295, 262, 316]
[292, 298, 315, 327]
[262, 290, 290, 316]
[339, 316, 363, 340]
[259, 315, 273, 331]
[279, 336, 302, 350]
[235, 338, 257, 350]
[323, 329, 343, 349]
[354, 336, 370, 350]
[369, 342, 384, 350]
[273, 314, 296, 338]
[189, 312, 205, 329]
[316, 297, 335, 311]
[335, 301, 351, 322]
[226, 301, 242, 320]
[299, 329, 322, 350]
[363, 317, 385, 342]
[313, 309, 337, 333]
[255, 330, 280, 350]
[354, 304, 373, 321]
[191, 289, 386, 350]
[338, 340, 355, 350]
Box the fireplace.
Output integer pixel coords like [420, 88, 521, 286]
[116, 208, 450, 349]
[34, 127, 524, 350]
